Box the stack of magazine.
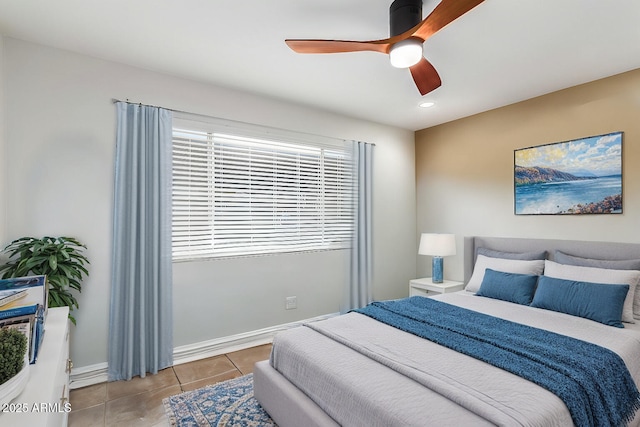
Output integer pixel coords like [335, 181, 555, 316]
[0, 276, 48, 364]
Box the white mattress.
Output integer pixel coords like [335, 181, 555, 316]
[268, 292, 640, 426]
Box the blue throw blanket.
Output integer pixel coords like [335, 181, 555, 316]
[354, 297, 640, 427]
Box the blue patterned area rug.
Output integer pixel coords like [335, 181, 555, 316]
[163, 374, 277, 426]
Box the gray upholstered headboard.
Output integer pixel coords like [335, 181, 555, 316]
[463, 236, 640, 283]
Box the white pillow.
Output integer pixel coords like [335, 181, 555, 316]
[544, 260, 640, 323]
[466, 255, 545, 293]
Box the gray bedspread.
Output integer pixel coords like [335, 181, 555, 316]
[270, 292, 640, 426]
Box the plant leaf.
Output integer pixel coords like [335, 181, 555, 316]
[48, 254, 58, 271]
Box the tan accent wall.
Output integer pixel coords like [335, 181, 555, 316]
[416, 68, 640, 280]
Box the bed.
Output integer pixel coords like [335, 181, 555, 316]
[253, 236, 640, 426]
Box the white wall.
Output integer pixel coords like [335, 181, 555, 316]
[2, 38, 416, 369]
[0, 35, 5, 243]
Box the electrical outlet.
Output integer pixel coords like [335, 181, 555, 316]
[285, 296, 297, 310]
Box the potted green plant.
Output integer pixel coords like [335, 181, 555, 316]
[0, 329, 27, 385]
[0, 328, 29, 406]
[0, 237, 89, 325]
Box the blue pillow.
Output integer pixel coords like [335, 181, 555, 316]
[531, 276, 629, 328]
[476, 269, 539, 305]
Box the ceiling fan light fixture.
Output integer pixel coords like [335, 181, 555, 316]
[389, 39, 423, 68]
[285, 0, 486, 94]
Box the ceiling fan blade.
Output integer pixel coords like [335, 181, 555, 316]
[410, 58, 442, 95]
[285, 39, 391, 55]
[410, 0, 485, 42]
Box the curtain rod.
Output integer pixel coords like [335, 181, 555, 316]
[111, 98, 375, 146]
[112, 98, 233, 122]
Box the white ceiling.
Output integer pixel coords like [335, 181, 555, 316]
[1, 0, 639, 131]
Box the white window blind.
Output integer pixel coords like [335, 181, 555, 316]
[172, 119, 354, 260]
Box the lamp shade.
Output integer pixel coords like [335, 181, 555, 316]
[418, 233, 456, 257]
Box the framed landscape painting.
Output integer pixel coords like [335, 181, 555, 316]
[514, 132, 622, 215]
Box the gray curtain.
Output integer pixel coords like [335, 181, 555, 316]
[108, 102, 173, 381]
[344, 141, 374, 312]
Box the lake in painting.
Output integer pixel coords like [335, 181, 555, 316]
[514, 132, 622, 215]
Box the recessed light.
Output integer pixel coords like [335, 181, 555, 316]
[419, 101, 435, 108]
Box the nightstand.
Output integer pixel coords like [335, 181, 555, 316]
[409, 278, 465, 297]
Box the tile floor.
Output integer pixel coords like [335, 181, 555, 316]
[68, 344, 272, 426]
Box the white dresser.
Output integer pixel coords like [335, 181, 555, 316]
[1, 306, 71, 426]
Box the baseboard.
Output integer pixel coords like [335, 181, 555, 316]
[69, 362, 109, 390]
[69, 312, 339, 389]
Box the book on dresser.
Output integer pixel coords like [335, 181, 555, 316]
[0, 289, 28, 307]
[0, 276, 48, 364]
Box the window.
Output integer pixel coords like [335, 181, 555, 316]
[172, 116, 354, 260]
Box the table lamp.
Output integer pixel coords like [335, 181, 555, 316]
[418, 233, 456, 284]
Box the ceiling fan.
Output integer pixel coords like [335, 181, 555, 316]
[285, 0, 485, 96]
